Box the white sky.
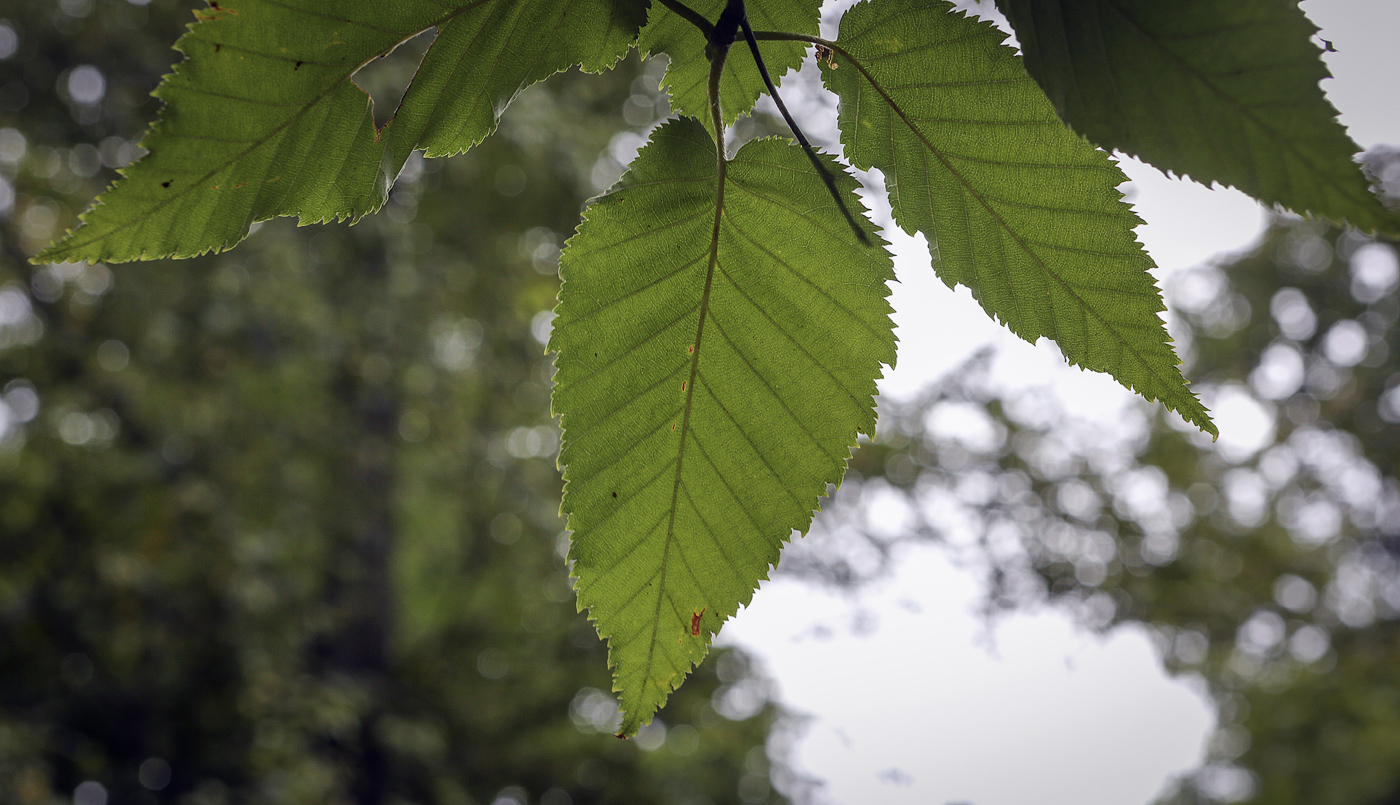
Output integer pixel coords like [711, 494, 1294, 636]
[723, 2, 1400, 803]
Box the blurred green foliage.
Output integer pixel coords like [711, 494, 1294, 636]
[0, 2, 790, 803]
[845, 151, 1400, 804]
[8, 1, 1400, 803]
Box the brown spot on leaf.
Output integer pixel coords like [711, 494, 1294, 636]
[195, 2, 238, 21]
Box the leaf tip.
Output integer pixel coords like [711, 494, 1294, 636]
[1175, 399, 1218, 441]
[614, 708, 647, 740]
[1202, 418, 1220, 442]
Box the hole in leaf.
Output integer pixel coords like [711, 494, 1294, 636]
[351, 28, 437, 128]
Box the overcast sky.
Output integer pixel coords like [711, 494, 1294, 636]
[724, 3, 1400, 803]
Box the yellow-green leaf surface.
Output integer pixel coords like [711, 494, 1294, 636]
[382, 0, 646, 170]
[824, 0, 1214, 436]
[39, 0, 644, 264]
[638, 0, 820, 132]
[550, 118, 894, 734]
[998, 0, 1400, 236]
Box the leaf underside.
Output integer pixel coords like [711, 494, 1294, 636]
[638, 0, 821, 133]
[55, 0, 1388, 732]
[38, 0, 644, 264]
[550, 118, 895, 734]
[998, 0, 1399, 236]
[825, 0, 1215, 436]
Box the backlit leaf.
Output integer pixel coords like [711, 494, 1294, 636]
[824, 0, 1215, 436]
[550, 117, 894, 734]
[39, 0, 644, 264]
[997, 0, 1399, 236]
[382, 0, 646, 170]
[638, 0, 820, 132]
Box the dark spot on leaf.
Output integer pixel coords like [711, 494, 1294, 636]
[691, 608, 705, 636]
[611, 491, 617, 498]
[161, 181, 171, 188]
[680, 381, 687, 392]
[614, 732, 628, 740]
[214, 43, 222, 52]
[295, 61, 303, 70]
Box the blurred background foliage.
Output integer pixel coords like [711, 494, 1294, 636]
[5, 1, 1400, 805]
[0, 2, 792, 804]
[823, 155, 1400, 802]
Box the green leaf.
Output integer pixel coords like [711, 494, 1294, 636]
[823, 0, 1215, 436]
[997, 0, 1399, 236]
[39, 0, 644, 264]
[382, 0, 646, 171]
[549, 117, 894, 734]
[638, 0, 820, 131]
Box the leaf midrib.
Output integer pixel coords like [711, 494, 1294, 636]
[632, 127, 725, 725]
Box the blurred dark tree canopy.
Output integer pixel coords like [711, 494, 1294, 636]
[5, 1, 1400, 805]
[0, 2, 791, 804]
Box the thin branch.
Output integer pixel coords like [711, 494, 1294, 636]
[750, 30, 833, 47]
[708, 0, 745, 62]
[738, 18, 869, 245]
[656, 0, 713, 38]
[709, 12, 731, 159]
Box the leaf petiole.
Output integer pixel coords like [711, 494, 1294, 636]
[655, 0, 714, 39]
[736, 17, 869, 245]
[657, 0, 870, 245]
